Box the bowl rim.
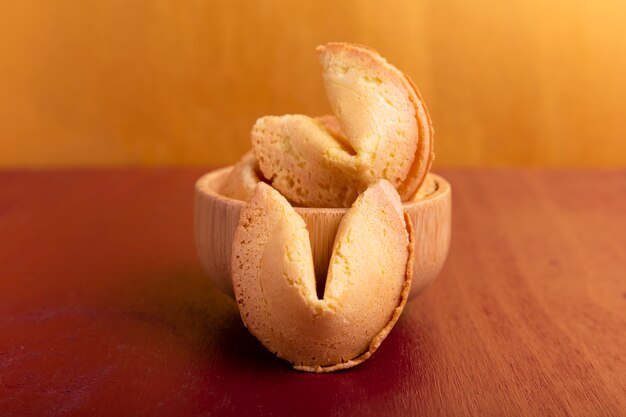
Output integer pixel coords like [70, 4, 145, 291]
[195, 166, 451, 212]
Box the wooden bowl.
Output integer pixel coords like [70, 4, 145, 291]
[194, 167, 451, 300]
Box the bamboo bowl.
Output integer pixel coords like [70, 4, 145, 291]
[194, 167, 451, 301]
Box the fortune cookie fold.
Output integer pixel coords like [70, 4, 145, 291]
[232, 180, 413, 372]
[252, 42, 434, 207]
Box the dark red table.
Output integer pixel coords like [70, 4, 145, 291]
[0, 169, 624, 416]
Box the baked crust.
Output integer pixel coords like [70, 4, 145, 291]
[252, 42, 434, 207]
[252, 115, 364, 207]
[231, 180, 413, 372]
[219, 150, 263, 200]
[319, 42, 434, 201]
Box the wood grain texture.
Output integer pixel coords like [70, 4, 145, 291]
[194, 167, 451, 300]
[0, 168, 625, 416]
[1, 1, 626, 168]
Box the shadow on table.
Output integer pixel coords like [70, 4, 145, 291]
[111, 266, 436, 416]
[195, 301, 434, 416]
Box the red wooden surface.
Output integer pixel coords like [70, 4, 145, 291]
[0, 169, 624, 416]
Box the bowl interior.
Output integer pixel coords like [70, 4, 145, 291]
[194, 167, 451, 300]
[198, 166, 449, 211]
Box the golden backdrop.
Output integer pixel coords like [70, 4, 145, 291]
[1, 0, 625, 167]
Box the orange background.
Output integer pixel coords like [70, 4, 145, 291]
[1, 0, 625, 168]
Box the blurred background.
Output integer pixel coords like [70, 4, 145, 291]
[0, 0, 625, 168]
